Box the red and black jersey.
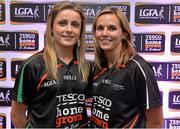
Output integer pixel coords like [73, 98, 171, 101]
[12, 50, 91, 128]
[90, 54, 162, 128]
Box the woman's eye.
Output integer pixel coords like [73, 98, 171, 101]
[58, 21, 67, 26]
[96, 26, 104, 31]
[72, 22, 80, 28]
[108, 26, 116, 31]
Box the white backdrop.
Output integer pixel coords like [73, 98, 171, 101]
[0, 0, 180, 128]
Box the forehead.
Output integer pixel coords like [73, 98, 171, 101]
[96, 13, 120, 26]
[55, 9, 82, 22]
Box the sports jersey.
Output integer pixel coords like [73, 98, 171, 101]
[90, 54, 162, 128]
[12, 50, 91, 128]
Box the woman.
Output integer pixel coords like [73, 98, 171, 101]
[11, 1, 91, 128]
[90, 7, 163, 128]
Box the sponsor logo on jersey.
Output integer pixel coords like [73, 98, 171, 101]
[0, 59, 6, 80]
[63, 75, 77, 80]
[0, 2, 5, 24]
[91, 96, 112, 128]
[164, 118, 180, 129]
[0, 88, 12, 106]
[56, 93, 85, 127]
[78, 2, 130, 23]
[133, 33, 165, 53]
[169, 90, 180, 109]
[0, 113, 6, 128]
[85, 32, 94, 54]
[0, 31, 38, 51]
[43, 80, 57, 87]
[11, 59, 24, 80]
[171, 33, 180, 54]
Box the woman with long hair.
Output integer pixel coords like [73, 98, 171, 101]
[11, 1, 91, 128]
[90, 7, 163, 128]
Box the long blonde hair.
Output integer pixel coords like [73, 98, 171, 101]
[44, 1, 90, 81]
[92, 7, 136, 71]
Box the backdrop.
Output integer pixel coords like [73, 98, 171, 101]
[0, 0, 180, 128]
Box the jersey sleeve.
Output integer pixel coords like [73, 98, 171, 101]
[132, 59, 162, 110]
[12, 60, 36, 105]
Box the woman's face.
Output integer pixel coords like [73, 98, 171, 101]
[95, 13, 125, 52]
[52, 9, 82, 48]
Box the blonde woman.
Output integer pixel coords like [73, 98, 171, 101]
[11, 1, 91, 128]
[90, 7, 163, 128]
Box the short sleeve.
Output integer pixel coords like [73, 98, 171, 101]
[12, 60, 36, 105]
[132, 59, 162, 110]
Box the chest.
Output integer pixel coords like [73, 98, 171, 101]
[93, 69, 136, 102]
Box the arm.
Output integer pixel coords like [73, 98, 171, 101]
[11, 100, 28, 128]
[145, 105, 163, 128]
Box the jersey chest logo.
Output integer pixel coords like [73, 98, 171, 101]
[44, 80, 57, 87]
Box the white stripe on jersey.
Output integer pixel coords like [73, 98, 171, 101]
[132, 59, 150, 109]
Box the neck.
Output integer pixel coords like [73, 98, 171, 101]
[55, 44, 74, 65]
[105, 52, 119, 68]
[104, 44, 122, 68]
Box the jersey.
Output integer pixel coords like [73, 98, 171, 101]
[90, 54, 162, 128]
[12, 50, 91, 128]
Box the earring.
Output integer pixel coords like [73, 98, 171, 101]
[77, 40, 80, 48]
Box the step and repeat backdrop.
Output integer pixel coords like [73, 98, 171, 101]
[0, 0, 180, 128]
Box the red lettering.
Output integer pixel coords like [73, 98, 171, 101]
[91, 115, 108, 129]
[56, 114, 82, 127]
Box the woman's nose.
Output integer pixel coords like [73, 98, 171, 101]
[66, 24, 72, 32]
[102, 28, 108, 36]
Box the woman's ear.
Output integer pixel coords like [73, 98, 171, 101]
[122, 32, 128, 40]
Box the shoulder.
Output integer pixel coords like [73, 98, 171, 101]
[126, 54, 154, 79]
[128, 54, 152, 71]
[20, 50, 45, 70]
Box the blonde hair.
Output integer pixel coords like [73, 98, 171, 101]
[92, 7, 136, 71]
[44, 1, 90, 81]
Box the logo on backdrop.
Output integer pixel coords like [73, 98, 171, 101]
[135, 4, 180, 25]
[169, 63, 180, 81]
[169, 90, 180, 109]
[171, 5, 180, 24]
[150, 62, 180, 81]
[10, 2, 130, 24]
[11, 59, 24, 80]
[0, 2, 5, 24]
[0, 59, 6, 80]
[0, 31, 39, 51]
[79, 2, 130, 23]
[164, 118, 180, 129]
[0, 88, 12, 106]
[10, 2, 54, 23]
[85, 32, 94, 54]
[150, 62, 166, 81]
[171, 33, 180, 54]
[11, 3, 42, 23]
[133, 33, 165, 53]
[0, 113, 6, 128]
